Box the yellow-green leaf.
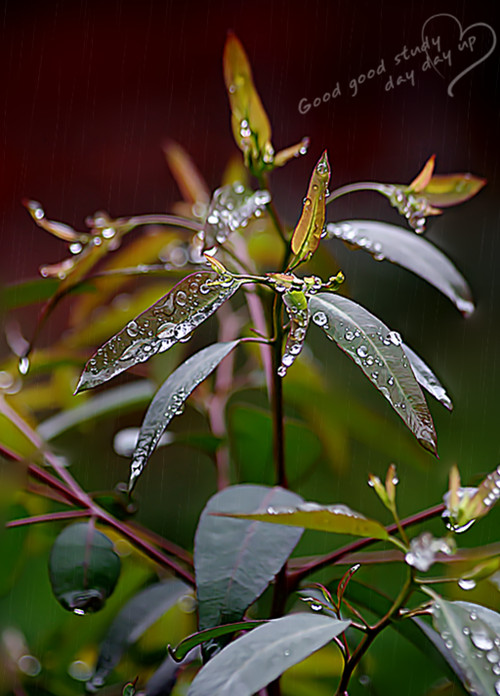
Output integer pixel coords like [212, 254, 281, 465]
[290, 151, 330, 267]
[419, 172, 486, 207]
[408, 155, 436, 192]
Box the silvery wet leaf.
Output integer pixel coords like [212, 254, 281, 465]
[76, 272, 241, 393]
[129, 341, 241, 491]
[309, 293, 437, 454]
[326, 220, 474, 316]
[279, 290, 310, 377]
[403, 343, 453, 411]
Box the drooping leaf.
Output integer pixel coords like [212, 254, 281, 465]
[326, 220, 474, 316]
[48, 522, 121, 614]
[216, 501, 389, 540]
[169, 620, 267, 662]
[202, 183, 270, 250]
[412, 618, 470, 692]
[420, 173, 486, 207]
[128, 341, 240, 491]
[194, 485, 304, 633]
[431, 598, 500, 696]
[279, 290, 310, 376]
[87, 579, 189, 691]
[76, 272, 241, 393]
[308, 293, 437, 454]
[290, 151, 330, 267]
[187, 613, 350, 696]
[403, 344, 453, 411]
[223, 32, 274, 170]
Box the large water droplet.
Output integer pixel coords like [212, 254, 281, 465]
[458, 578, 476, 591]
[470, 630, 494, 651]
[18, 356, 30, 375]
[312, 311, 327, 327]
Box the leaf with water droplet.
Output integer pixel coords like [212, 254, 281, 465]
[195, 485, 303, 643]
[309, 293, 437, 455]
[76, 272, 241, 393]
[202, 184, 271, 250]
[128, 341, 240, 491]
[187, 613, 350, 696]
[431, 598, 500, 696]
[419, 172, 486, 208]
[326, 220, 474, 316]
[290, 151, 330, 268]
[87, 579, 189, 691]
[48, 522, 120, 614]
[403, 343, 453, 411]
[169, 620, 267, 663]
[223, 32, 274, 171]
[279, 290, 310, 376]
[215, 501, 389, 540]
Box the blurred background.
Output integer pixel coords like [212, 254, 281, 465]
[0, 0, 499, 694]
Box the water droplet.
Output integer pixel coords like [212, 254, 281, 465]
[344, 330, 354, 341]
[69, 242, 82, 254]
[68, 660, 93, 681]
[357, 345, 368, 358]
[495, 680, 500, 695]
[284, 649, 291, 657]
[312, 311, 328, 327]
[487, 650, 500, 664]
[18, 655, 41, 677]
[73, 608, 85, 616]
[310, 604, 322, 612]
[102, 227, 115, 239]
[18, 356, 30, 375]
[458, 578, 476, 591]
[387, 331, 402, 346]
[277, 366, 287, 377]
[471, 630, 494, 651]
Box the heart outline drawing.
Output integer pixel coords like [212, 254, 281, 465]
[421, 13, 497, 97]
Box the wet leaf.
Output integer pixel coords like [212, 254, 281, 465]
[129, 341, 240, 491]
[216, 501, 389, 540]
[411, 619, 469, 694]
[223, 32, 274, 170]
[202, 183, 270, 250]
[87, 579, 189, 691]
[431, 598, 500, 696]
[467, 464, 500, 521]
[403, 344, 453, 411]
[146, 653, 198, 696]
[420, 173, 486, 208]
[308, 293, 437, 454]
[76, 272, 241, 393]
[187, 613, 350, 696]
[274, 137, 310, 168]
[290, 151, 330, 267]
[279, 290, 310, 377]
[194, 485, 303, 632]
[163, 139, 210, 206]
[169, 620, 267, 662]
[48, 522, 121, 614]
[326, 220, 474, 316]
[24, 199, 90, 243]
[409, 155, 436, 192]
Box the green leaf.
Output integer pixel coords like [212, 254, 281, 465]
[1, 277, 94, 310]
[326, 220, 474, 316]
[412, 619, 469, 692]
[169, 620, 267, 662]
[88, 579, 189, 691]
[308, 293, 437, 455]
[76, 272, 241, 393]
[279, 290, 310, 376]
[129, 341, 240, 491]
[420, 173, 486, 207]
[48, 522, 121, 614]
[290, 151, 330, 267]
[202, 183, 271, 250]
[187, 613, 350, 696]
[216, 501, 389, 540]
[403, 344, 453, 411]
[0, 406, 43, 463]
[431, 598, 500, 696]
[194, 485, 303, 632]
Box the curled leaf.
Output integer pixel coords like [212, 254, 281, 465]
[290, 151, 330, 267]
[129, 341, 241, 491]
[403, 343, 453, 411]
[278, 290, 310, 377]
[309, 293, 437, 454]
[76, 272, 241, 393]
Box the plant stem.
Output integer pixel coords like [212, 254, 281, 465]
[6, 510, 90, 527]
[271, 293, 287, 488]
[288, 503, 446, 590]
[326, 182, 391, 205]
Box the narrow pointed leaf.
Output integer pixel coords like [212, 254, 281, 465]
[169, 620, 267, 662]
[223, 32, 274, 169]
[420, 173, 486, 207]
[195, 485, 303, 632]
[202, 183, 270, 250]
[163, 140, 210, 206]
[88, 579, 189, 691]
[274, 137, 310, 168]
[309, 293, 437, 454]
[326, 220, 474, 316]
[409, 155, 436, 192]
[431, 599, 500, 696]
[467, 464, 500, 520]
[279, 290, 310, 376]
[403, 344, 453, 411]
[290, 152, 330, 266]
[216, 502, 389, 540]
[76, 272, 241, 393]
[187, 613, 349, 696]
[129, 341, 240, 491]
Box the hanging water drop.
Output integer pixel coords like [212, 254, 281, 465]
[18, 356, 30, 375]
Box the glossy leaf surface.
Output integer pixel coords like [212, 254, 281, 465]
[217, 501, 389, 540]
[129, 341, 240, 491]
[76, 272, 241, 393]
[279, 290, 310, 376]
[326, 220, 474, 316]
[403, 343, 453, 411]
[309, 293, 437, 454]
[88, 579, 189, 691]
[169, 620, 267, 662]
[194, 485, 303, 632]
[421, 173, 486, 207]
[187, 613, 350, 696]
